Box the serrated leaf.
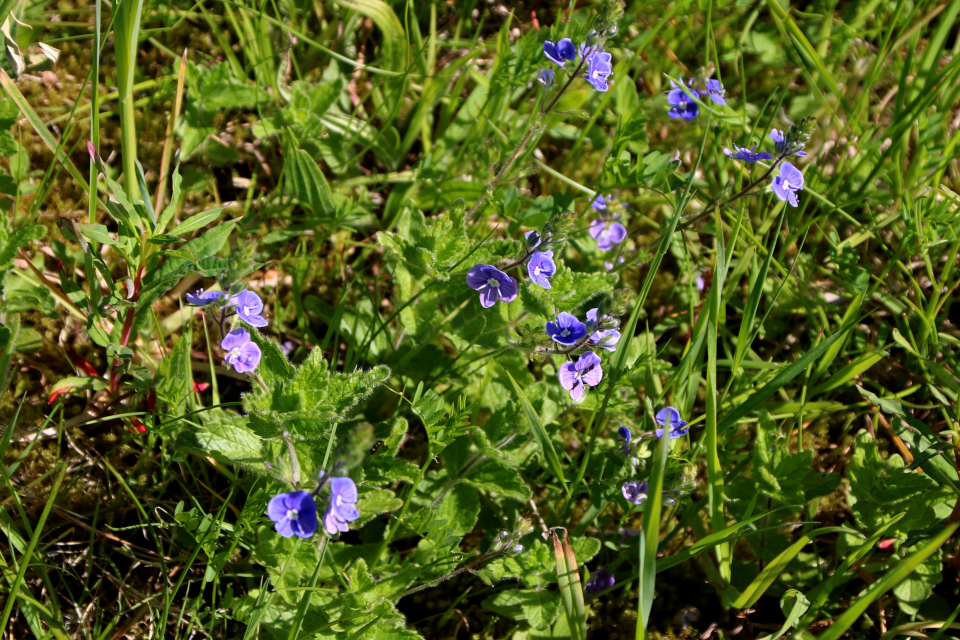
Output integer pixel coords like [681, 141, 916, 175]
[155, 333, 191, 412]
[463, 461, 531, 500]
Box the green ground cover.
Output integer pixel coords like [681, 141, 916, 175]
[1, 0, 959, 637]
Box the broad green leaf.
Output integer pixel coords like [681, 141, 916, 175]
[283, 137, 335, 217]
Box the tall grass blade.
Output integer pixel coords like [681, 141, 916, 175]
[502, 365, 569, 497]
[816, 520, 959, 640]
[636, 431, 669, 639]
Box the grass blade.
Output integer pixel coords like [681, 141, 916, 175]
[717, 319, 858, 435]
[502, 365, 569, 497]
[816, 520, 959, 640]
[636, 431, 669, 639]
[553, 529, 586, 640]
[0, 463, 67, 631]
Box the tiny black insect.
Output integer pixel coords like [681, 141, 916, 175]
[369, 440, 384, 455]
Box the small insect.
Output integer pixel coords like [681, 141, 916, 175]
[369, 440, 384, 455]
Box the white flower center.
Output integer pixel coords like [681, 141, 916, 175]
[534, 266, 542, 276]
[561, 329, 570, 337]
[487, 278, 500, 288]
[286, 508, 299, 521]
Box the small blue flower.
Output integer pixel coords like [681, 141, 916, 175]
[543, 38, 576, 66]
[702, 79, 726, 106]
[221, 328, 262, 373]
[584, 50, 613, 92]
[234, 289, 269, 328]
[771, 162, 804, 208]
[622, 480, 649, 505]
[527, 251, 556, 289]
[591, 194, 607, 211]
[723, 144, 773, 163]
[186, 289, 224, 306]
[655, 406, 690, 439]
[466, 264, 519, 308]
[546, 311, 587, 345]
[586, 308, 620, 352]
[524, 229, 542, 249]
[617, 424, 631, 456]
[589, 219, 627, 251]
[769, 129, 808, 157]
[667, 81, 699, 121]
[322, 477, 360, 535]
[267, 490, 319, 538]
[585, 569, 615, 595]
[493, 530, 524, 554]
[537, 68, 555, 89]
[558, 351, 603, 401]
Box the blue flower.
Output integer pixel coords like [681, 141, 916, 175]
[558, 351, 603, 401]
[617, 424, 631, 456]
[655, 406, 690, 439]
[221, 328, 262, 373]
[524, 229, 542, 249]
[667, 81, 699, 121]
[702, 79, 726, 105]
[537, 68, 555, 89]
[589, 219, 627, 251]
[493, 530, 524, 554]
[546, 311, 587, 345]
[186, 289, 224, 306]
[585, 569, 615, 595]
[527, 251, 556, 289]
[769, 129, 808, 157]
[543, 38, 576, 66]
[322, 477, 360, 535]
[591, 194, 608, 211]
[622, 480, 649, 505]
[234, 289, 268, 328]
[723, 144, 773, 163]
[586, 308, 620, 352]
[584, 50, 613, 92]
[466, 264, 519, 308]
[771, 162, 804, 207]
[267, 490, 319, 538]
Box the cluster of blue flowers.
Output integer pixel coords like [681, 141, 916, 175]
[548, 307, 622, 401]
[542, 35, 613, 92]
[722, 127, 809, 207]
[667, 77, 726, 121]
[589, 195, 627, 251]
[617, 408, 690, 504]
[187, 287, 268, 373]
[266, 476, 360, 539]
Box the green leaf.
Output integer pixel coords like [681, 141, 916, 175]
[283, 136, 335, 217]
[177, 409, 278, 467]
[437, 483, 479, 538]
[463, 461, 531, 501]
[75, 222, 116, 246]
[518, 589, 561, 630]
[168, 207, 224, 236]
[892, 547, 943, 615]
[155, 333, 191, 412]
[357, 488, 403, 520]
[771, 590, 810, 640]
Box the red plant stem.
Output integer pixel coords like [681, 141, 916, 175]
[110, 264, 145, 392]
